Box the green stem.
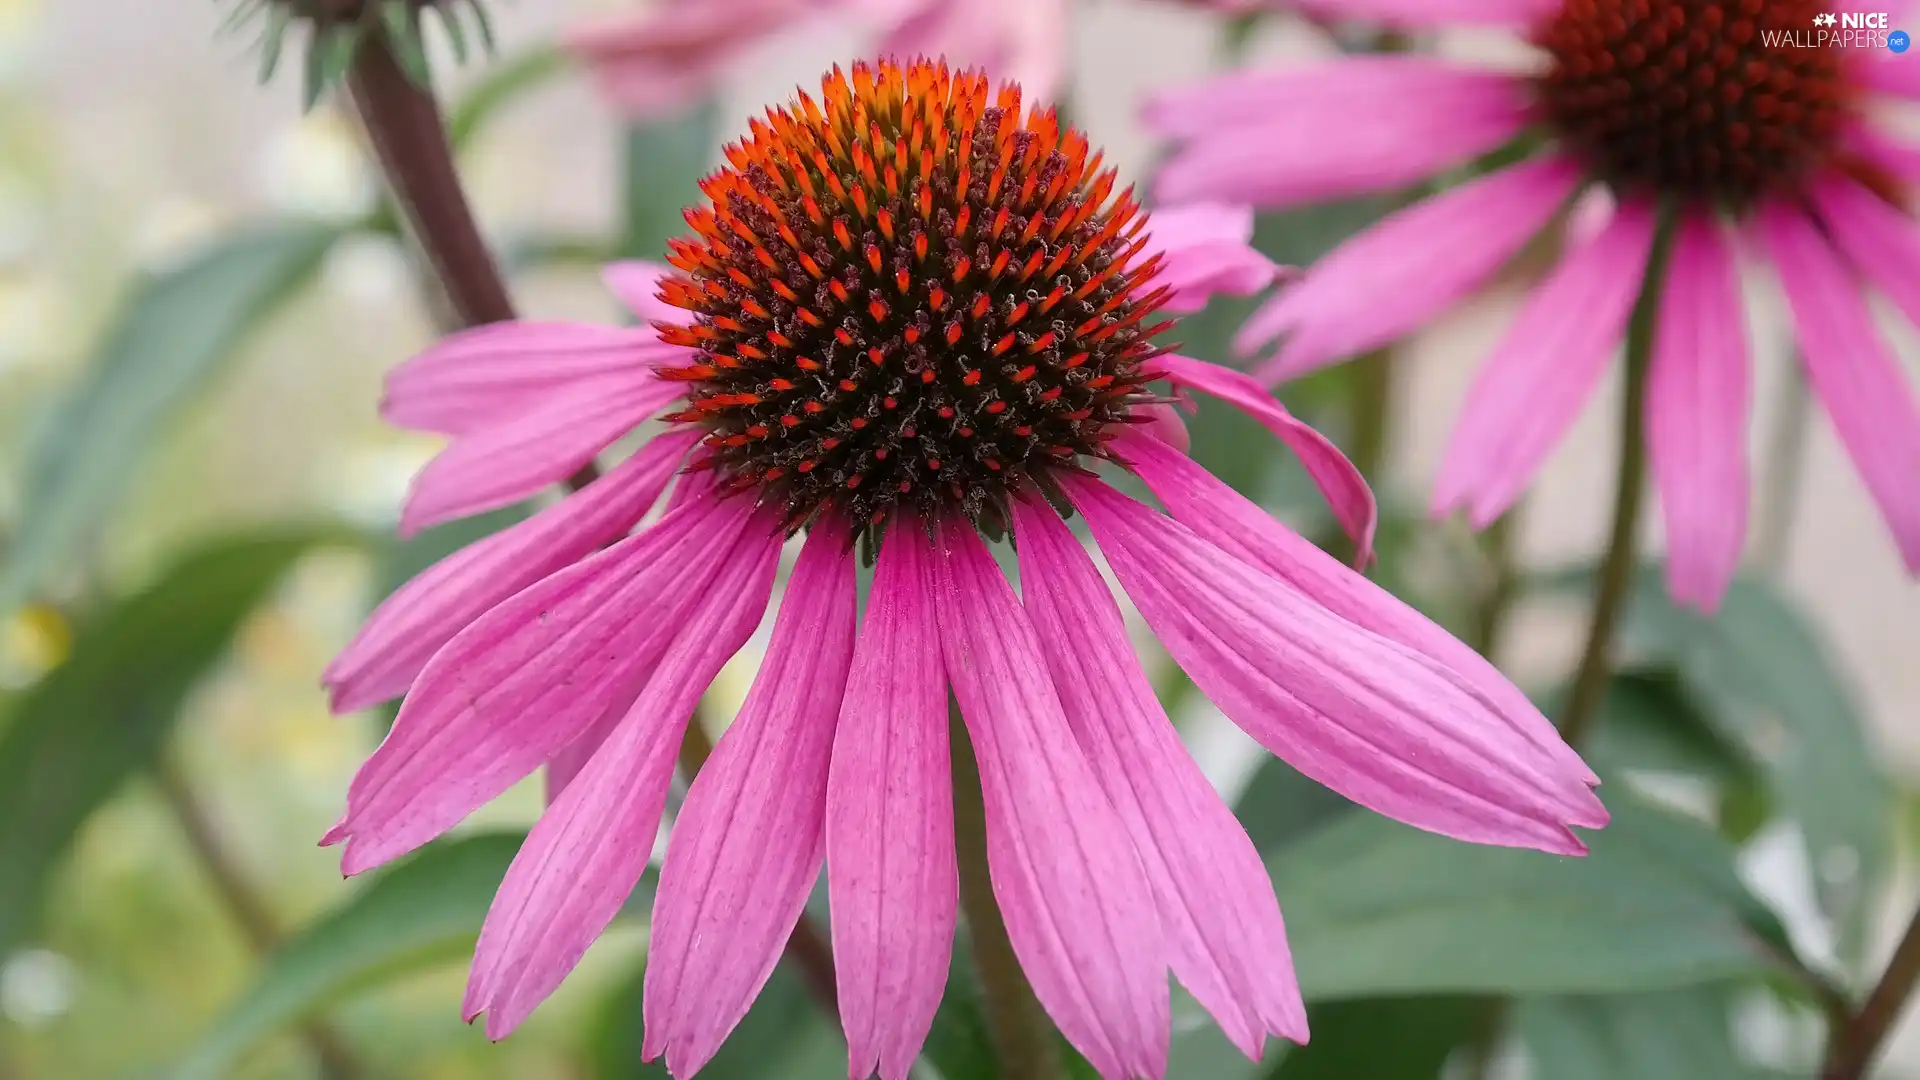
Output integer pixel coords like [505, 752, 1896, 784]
[1823, 902, 1920, 1079]
[1754, 356, 1814, 574]
[153, 757, 372, 1080]
[1347, 346, 1395, 482]
[951, 706, 1065, 1080]
[1469, 505, 1523, 660]
[1556, 211, 1677, 749]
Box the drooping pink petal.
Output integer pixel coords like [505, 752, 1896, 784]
[1145, 202, 1285, 314]
[1012, 498, 1307, 1060]
[323, 494, 758, 875]
[1151, 354, 1376, 563]
[381, 322, 669, 436]
[1809, 174, 1920, 335]
[875, 0, 1071, 105]
[1432, 197, 1659, 527]
[565, 0, 818, 121]
[827, 522, 957, 1080]
[1757, 201, 1920, 573]
[1294, 0, 1561, 27]
[601, 261, 684, 325]
[1240, 156, 1586, 379]
[1147, 58, 1532, 209]
[642, 524, 857, 1077]
[1068, 476, 1603, 856]
[1119, 431, 1600, 789]
[934, 519, 1171, 1080]
[463, 517, 784, 1040]
[1841, 123, 1920, 188]
[325, 430, 699, 713]
[398, 376, 682, 537]
[1646, 214, 1752, 612]
[1133, 401, 1192, 456]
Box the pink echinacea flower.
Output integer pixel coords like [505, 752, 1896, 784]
[324, 59, 1605, 1080]
[1149, 0, 1920, 610]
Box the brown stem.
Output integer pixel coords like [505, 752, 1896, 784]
[153, 758, 372, 1080]
[345, 32, 598, 492]
[1824, 903, 1920, 1080]
[675, 713, 840, 1022]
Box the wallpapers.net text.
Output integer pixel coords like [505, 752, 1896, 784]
[1761, 11, 1910, 49]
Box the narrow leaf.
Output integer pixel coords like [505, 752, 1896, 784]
[0, 526, 356, 954]
[0, 223, 339, 614]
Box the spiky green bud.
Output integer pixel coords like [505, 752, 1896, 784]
[220, 0, 497, 110]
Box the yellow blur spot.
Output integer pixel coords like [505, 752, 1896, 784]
[3, 601, 71, 680]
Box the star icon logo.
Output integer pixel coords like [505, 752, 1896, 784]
[1814, 12, 1838, 26]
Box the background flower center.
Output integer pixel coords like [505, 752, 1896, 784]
[1534, 0, 1852, 205]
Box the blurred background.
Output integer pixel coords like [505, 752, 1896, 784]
[2, 1, 1918, 1077]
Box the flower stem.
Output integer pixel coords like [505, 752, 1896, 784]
[1469, 503, 1523, 659]
[1556, 212, 1676, 749]
[1755, 357, 1813, 574]
[152, 756, 371, 1080]
[1346, 347, 1395, 483]
[674, 711, 841, 1022]
[950, 705, 1065, 1080]
[1823, 902, 1920, 1079]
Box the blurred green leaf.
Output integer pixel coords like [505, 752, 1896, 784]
[1578, 670, 1756, 786]
[1268, 997, 1485, 1080]
[162, 831, 521, 1080]
[588, 955, 837, 1080]
[447, 44, 568, 152]
[0, 526, 355, 955]
[1514, 986, 1765, 1080]
[1272, 792, 1789, 1001]
[921, 936, 998, 1080]
[622, 102, 721, 260]
[1235, 757, 1354, 854]
[1546, 567, 1890, 954]
[0, 223, 341, 615]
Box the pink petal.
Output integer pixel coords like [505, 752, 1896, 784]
[934, 519, 1171, 1080]
[1133, 401, 1192, 456]
[877, 0, 1071, 105]
[1147, 58, 1532, 209]
[1119, 431, 1600, 789]
[398, 375, 681, 538]
[1294, 0, 1561, 26]
[1646, 214, 1752, 612]
[463, 520, 783, 1039]
[1150, 354, 1377, 564]
[601, 261, 683, 325]
[382, 322, 668, 436]
[564, 0, 815, 121]
[1432, 197, 1659, 527]
[1241, 156, 1586, 380]
[1841, 123, 1920, 188]
[1757, 201, 1920, 573]
[642, 525, 856, 1076]
[325, 495, 760, 875]
[1809, 174, 1920, 336]
[1067, 476, 1603, 856]
[1145, 202, 1283, 314]
[1861, 48, 1920, 100]
[828, 520, 957, 1080]
[325, 430, 698, 713]
[1012, 498, 1307, 1060]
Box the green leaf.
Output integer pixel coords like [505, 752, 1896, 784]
[621, 101, 722, 260]
[1234, 756, 1354, 854]
[1578, 670, 1756, 786]
[1271, 792, 1788, 1001]
[446, 45, 569, 152]
[1268, 997, 1486, 1080]
[162, 831, 522, 1080]
[0, 526, 355, 954]
[1514, 986, 1765, 1080]
[1548, 567, 1890, 952]
[588, 955, 838, 1080]
[1, 223, 340, 615]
